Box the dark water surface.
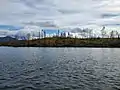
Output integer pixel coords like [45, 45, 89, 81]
[0, 47, 120, 90]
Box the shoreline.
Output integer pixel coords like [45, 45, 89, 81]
[1, 37, 120, 48]
[1, 45, 120, 48]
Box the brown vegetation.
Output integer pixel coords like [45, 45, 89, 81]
[0, 37, 120, 47]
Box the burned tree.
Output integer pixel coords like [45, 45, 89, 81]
[101, 26, 106, 38]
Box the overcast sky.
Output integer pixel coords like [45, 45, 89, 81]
[0, 0, 120, 31]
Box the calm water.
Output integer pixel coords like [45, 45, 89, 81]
[0, 47, 120, 90]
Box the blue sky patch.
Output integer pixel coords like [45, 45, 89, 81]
[0, 25, 23, 30]
[43, 29, 66, 34]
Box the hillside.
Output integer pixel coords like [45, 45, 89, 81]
[0, 36, 18, 42]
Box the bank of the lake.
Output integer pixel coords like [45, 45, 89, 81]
[0, 38, 120, 47]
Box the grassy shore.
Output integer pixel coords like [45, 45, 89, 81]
[0, 37, 120, 47]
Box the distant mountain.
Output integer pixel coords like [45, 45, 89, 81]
[0, 36, 18, 42]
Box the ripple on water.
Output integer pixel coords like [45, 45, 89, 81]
[0, 48, 120, 90]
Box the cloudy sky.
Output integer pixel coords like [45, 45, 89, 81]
[0, 0, 120, 32]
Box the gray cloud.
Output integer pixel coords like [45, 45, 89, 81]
[0, 0, 120, 32]
[101, 13, 119, 18]
[23, 21, 58, 28]
[58, 9, 80, 14]
[103, 24, 120, 26]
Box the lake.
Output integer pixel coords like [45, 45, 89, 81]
[0, 47, 120, 90]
